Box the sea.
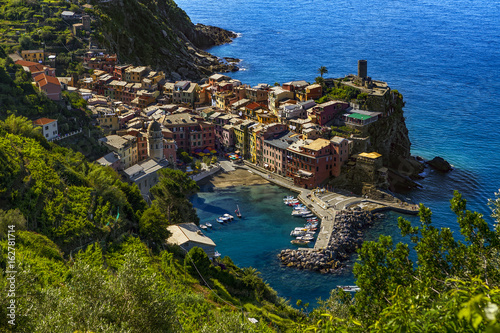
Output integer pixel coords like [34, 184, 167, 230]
[182, 0, 500, 307]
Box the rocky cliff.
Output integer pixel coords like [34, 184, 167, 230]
[365, 90, 424, 190]
[92, 0, 238, 80]
[328, 88, 423, 193]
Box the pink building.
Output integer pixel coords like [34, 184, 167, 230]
[330, 136, 349, 177]
[34, 74, 61, 100]
[262, 131, 300, 176]
[309, 100, 349, 126]
[286, 137, 349, 189]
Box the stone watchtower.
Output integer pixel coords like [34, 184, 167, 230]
[358, 60, 367, 78]
[147, 120, 164, 160]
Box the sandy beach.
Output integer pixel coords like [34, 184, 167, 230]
[207, 168, 269, 188]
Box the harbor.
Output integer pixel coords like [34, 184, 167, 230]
[190, 166, 421, 306]
[225, 161, 420, 273]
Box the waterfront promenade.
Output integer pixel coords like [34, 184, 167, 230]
[241, 161, 418, 252]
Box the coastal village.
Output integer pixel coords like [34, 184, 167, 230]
[7, 7, 422, 274]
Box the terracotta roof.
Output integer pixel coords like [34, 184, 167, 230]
[34, 74, 60, 87]
[15, 60, 45, 73]
[246, 102, 267, 110]
[33, 118, 56, 126]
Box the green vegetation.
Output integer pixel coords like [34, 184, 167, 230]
[330, 125, 360, 139]
[304, 191, 500, 332]
[318, 66, 328, 78]
[317, 81, 361, 104]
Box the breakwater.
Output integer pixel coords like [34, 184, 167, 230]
[278, 209, 376, 273]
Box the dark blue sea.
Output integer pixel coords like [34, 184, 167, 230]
[183, 0, 500, 307]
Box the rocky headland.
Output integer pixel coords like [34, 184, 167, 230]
[94, 0, 240, 81]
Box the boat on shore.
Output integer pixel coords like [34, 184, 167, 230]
[337, 285, 360, 292]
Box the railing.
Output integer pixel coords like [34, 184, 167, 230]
[50, 128, 83, 141]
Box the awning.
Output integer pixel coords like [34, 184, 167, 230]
[264, 163, 269, 167]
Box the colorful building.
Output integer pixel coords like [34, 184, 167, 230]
[21, 49, 44, 63]
[308, 100, 349, 126]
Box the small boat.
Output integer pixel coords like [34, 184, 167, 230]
[291, 239, 310, 245]
[200, 224, 208, 230]
[219, 216, 229, 222]
[292, 211, 312, 217]
[223, 213, 233, 220]
[297, 235, 314, 241]
[216, 218, 225, 224]
[235, 205, 242, 218]
[290, 228, 308, 237]
[283, 195, 295, 201]
[337, 285, 361, 292]
[205, 222, 212, 228]
[214, 251, 221, 258]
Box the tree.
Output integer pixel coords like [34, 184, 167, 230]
[211, 156, 218, 164]
[150, 168, 199, 224]
[318, 66, 328, 78]
[351, 191, 500, 327]
[139, 205, 170, 244]
[0, 208, 26, 239]
[185, 246, 211, 277]
[202, 155, 211, 166]
[180, 151, 193, 164]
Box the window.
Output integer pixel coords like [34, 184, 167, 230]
[45, 126, 49, 130]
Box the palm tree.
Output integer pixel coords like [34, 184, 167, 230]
[318, 66, 328, 78]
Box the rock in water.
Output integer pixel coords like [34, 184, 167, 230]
[427, 156, 452, 172]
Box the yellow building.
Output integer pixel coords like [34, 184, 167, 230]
[249, 124, 264, 163]
[257, 112, 278, 124]
[125, 66, 148, 83]
[21, 49, 44, 63]
[233, 120, 255, 159]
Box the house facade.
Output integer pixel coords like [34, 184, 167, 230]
[33, 118, 58, 140]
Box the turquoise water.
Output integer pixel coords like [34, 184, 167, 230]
[183, 0, 500, 307]
[191, 182, 416, 307]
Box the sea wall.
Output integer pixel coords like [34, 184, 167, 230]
[278, 209, 376, 273]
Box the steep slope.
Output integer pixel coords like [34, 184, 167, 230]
[92, 0, 238, 80]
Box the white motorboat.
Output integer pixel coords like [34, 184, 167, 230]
[200, 224, 208, 230]
[223, 213, 233, 220]
[290, 228, 308, 237]
[292, 210, 312, 217]
[206, 222, 213, 228]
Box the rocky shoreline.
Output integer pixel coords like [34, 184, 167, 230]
[278, 209, 377, 274]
